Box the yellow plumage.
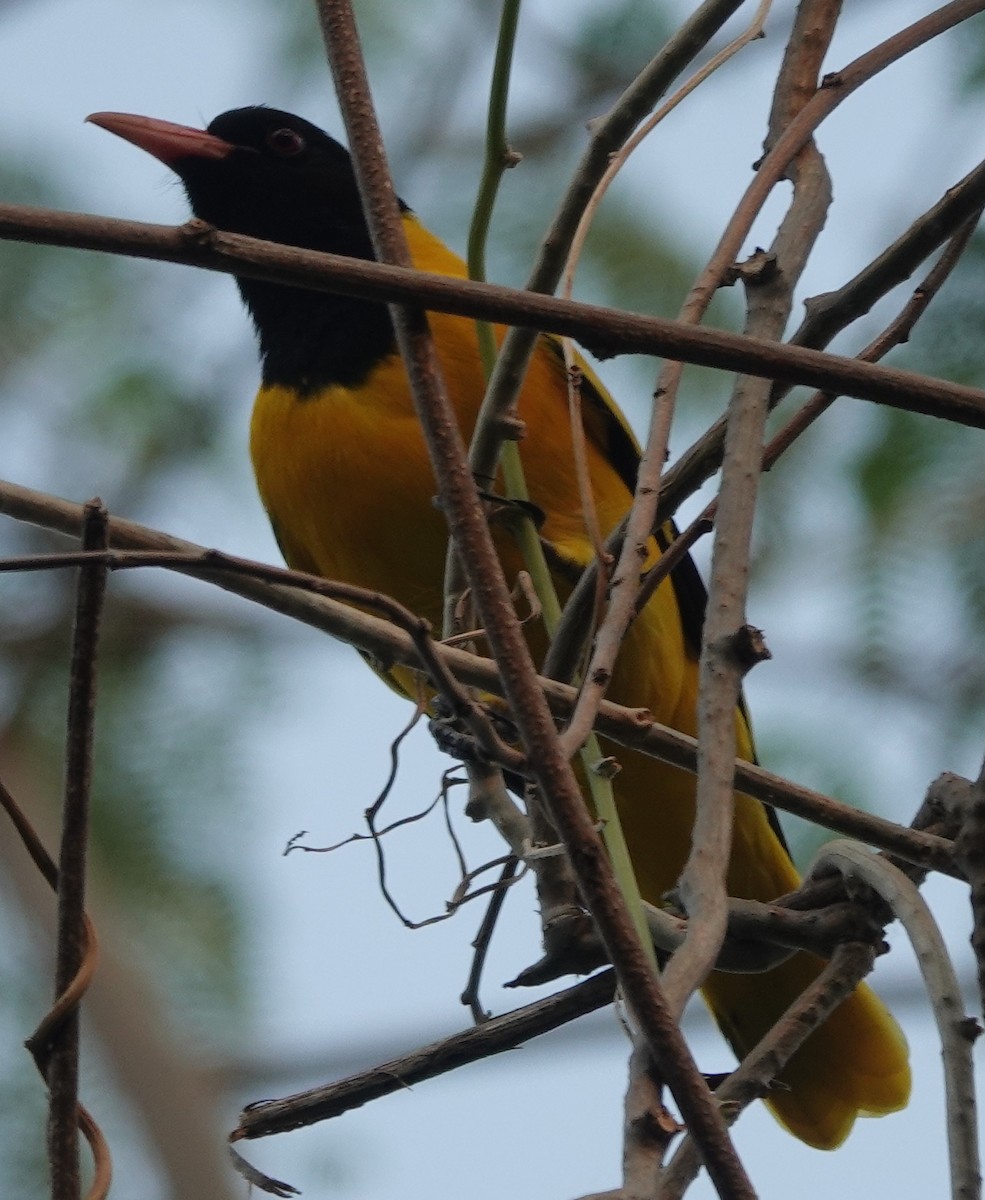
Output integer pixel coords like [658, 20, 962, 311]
[91, 97, 910, 1154]
[251, 213, 911, 1148]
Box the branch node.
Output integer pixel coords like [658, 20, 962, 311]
[497, 412, 526, 442]
[729, 623, 772, 671]
[590, 755, 622, 780]
[957, 1016, 983, 1044]
[724, 248, 778, 286]
[179, 217, 217, 246]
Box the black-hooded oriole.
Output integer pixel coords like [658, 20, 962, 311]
[88, 105, 910, 1148]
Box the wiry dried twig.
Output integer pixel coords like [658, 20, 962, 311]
[461, 854, 520, 1024]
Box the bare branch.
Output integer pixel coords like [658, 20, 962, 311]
[44, 501, 109, 1200]
[1, 204, 984, 427]
[661, 130, 985, 518]
[661, 0, 838, 1023]
[0, 774, 111, 1200]
[638, 206, 985, 626]
[233, 971, 617, 1140]
[552, 157, 985, 660]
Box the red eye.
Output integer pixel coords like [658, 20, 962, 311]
[266, 127, 305, 157]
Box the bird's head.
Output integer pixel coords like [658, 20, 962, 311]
[87, 106, 379, 260]
[87, 106, 408, 388]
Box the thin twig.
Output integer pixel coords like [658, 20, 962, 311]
[552, 0, 772, 738]
[361, 709, 465, 930]
[678, 0, 985, 335]
[954, 759, 985, 1021]
[636, 206, 985, 614]
[560, 0, 773, 308]
[45, 500, 108, 1200]
[1, 777, 111, 1200]
[461, 855, 520, 1024]
[552, 156, 985, 659]
[652, 0, 985, 548]
[659, 6, 985, 516]
[233, 971, 618, 1139]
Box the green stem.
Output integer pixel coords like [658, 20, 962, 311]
[467, 0, 563, 629]
[465, 0, 652, 966]
[467, 0, 522, 306]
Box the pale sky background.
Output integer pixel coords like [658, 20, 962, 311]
[0, 1, 982, 1198]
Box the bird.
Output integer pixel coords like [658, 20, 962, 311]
[87, 105, 911, 1148]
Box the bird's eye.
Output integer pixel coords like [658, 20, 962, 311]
[266, 127, 305, 157]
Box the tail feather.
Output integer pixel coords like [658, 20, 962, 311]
[704, 952, 911, 1149]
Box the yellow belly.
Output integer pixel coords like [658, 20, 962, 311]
[247, 212, 910, 1148]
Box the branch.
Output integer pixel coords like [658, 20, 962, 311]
[232, 970, 617, 1139]
[622, 1042, 679, 1200]
[1, 205, 984, 427]
[555, 0, 775, 759]
[467, 0, 749, 487]
[46, 501, 108, 1200]
[661, 0, 838, 1023]
[634, 205, 985, 627]
[660, 113, 985, 517]
[1, 771, 111, 1200]
[314, 5, 751, 1192]
[553, 159, 985, 662]
[0, 487, 958, 876]
[814, 843, 981, 1200]
[660, 942, 878, 1199]
[674, 0, 985, 342]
